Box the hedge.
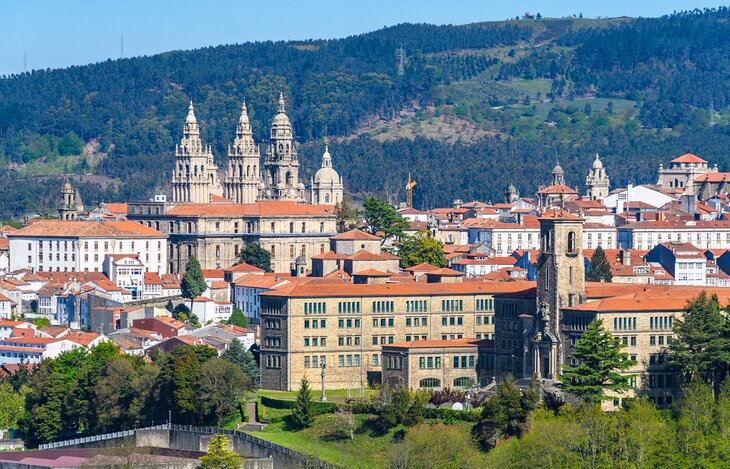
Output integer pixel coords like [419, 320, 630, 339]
[423, 407, 481, 422]
[260, 395, 338, 415]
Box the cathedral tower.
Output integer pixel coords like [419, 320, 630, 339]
[310, 144, 344, 205]
[224, 101, 260, 203]
[551, 163, 565, 186]
[171, 101, 222, 203]
[532, 209, 585, 379]
[585, 153, 610, 200]
[504, 183, 520, 204]
[258, 93, 305, 202]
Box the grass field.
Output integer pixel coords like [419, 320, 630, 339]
[249, 411, 485, 469]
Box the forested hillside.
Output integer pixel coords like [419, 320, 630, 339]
[3, 8, 730, 216]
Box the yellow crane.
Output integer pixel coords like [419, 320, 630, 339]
[406, 173, 417, 208]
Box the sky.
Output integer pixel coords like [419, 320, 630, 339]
[0, 0, 724, 76]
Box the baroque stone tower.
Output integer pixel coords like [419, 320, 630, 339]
[259, 93, 305, 202]
[551, 163, 565, 186]
[310, 145, 344, 205]
[504, 183, 520, 204]
[223, 101, 260, 203]
[57, 178, 84, 220]
[171, 101, 222, 203]
[585, 153, 610, 200]
[532, 209, 585, 379]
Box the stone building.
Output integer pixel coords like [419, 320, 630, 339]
[657, 153, 715, 190]
[536, 163, 579, 209]
[258, 281, 531, 391]
[310, 145, 344, 205]
[128, 200, 337, 274]
[381, 338, 492, 390]
[585, 154, 610, 200]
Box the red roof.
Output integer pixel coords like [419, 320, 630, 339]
[696, 172, 730, 183]
[352, 269, 391, 277]
[104, 203, 128, 214]
[537, 184, 578, 195]
[224, 262, 265, 273]
[330, 229, 380, 241]
[404, 263, 440, 272]
[8, 220, 165, 238]
[539, 209, 582, 220]
[670, 153, 707, 164]
[167, 201, 335, 217]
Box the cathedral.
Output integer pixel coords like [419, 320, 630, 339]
[171, 94, 343, 205]
[585, 153, 610, 200]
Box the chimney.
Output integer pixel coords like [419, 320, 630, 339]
[275, 275, 280, 281]
[621, 250, 631, 266]
[453, 199, 463, 209]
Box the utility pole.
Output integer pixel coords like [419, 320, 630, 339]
[120, 33, 124, 59]
[320, 362, 327, 401]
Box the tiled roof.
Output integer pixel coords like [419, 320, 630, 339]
[539, 208, 582, 220]
[8, 220, 165, 238]
[352, 269, 391, 277]
[210, 281, 229, 289]
[155, 316, 186, 328]
[312, 251, 344, 260]
[695, 172, 730, 183]
[670, 153, 707, 164]
[202, 269, 225, 279]
[104, 203, 128, 214]
[233, 273, 293, 289]
[537, 184, 578, 195]
[224, 262, 265, 273]
[166, 201, 335, 217]
[65, 331, 102, 347]
[621, 220, 730, 230]
[330, 229, 381, 241]
[404, 263, 440, 272]
[261, 280, 531, 298]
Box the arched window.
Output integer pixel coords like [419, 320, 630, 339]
[286, 172, 293, 186]
[194, 165, 198, 175]
[542, 230, 551, 252]
[568, 231, 577, 253]
[419, 378, 441, 389]
[325, 193, 330, 203]
[185, 164, 190, 174]
[453, 377, 474, 388]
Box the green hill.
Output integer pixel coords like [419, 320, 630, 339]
[2, 8, 730, 216]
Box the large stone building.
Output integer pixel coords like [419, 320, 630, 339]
[310, 145, 344, 205]
[128, 200, 337, 273]
[657, 153, 715, 190]
[258, 279, 530, 391]
[223, 101, 260, 204]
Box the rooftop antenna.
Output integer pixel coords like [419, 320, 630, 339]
[120, 33, 124, 59]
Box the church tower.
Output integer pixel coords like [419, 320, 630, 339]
[585, 153, 610, 200]
[504, 183, 520, 204]
[532, 209, 585, 379]
[310, 144, 344, 205]
[57, 178, 84, 220]
[259, 93, 304, 202]
[171, 101, 222, 203]
[224, 101, 260, 203]
[551, 163, 565, 186]
[259, 93, 305, 202]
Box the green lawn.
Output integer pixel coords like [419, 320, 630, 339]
[249, 413, 486, 469]
[257, 388, 375, 401]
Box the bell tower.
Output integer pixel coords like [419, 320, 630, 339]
[224, 100, 260, 203]
[532, 208, 585, 379]
[585, 153, 610, 200]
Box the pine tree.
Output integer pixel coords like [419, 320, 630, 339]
[335, 196, 360, 232]
[199, 434, 243, 469]
[181, 256, 207, 310]
[588, 246, 613, 282]
[221, 338, 259, 386]
[228, 307, 249, 328]
[558, 319, 636, 402]
[291, 376, 315, 429]
[668, 292, 730, 388]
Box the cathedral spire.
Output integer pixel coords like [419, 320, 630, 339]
[321, 144, 332, 168]
[278, 92, 286, 114]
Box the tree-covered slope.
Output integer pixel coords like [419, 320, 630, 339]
[2, 8, 730, 216]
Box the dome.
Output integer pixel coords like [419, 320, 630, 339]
[314, 167, 340, 184]
[507, 183, 516, 192]
[592, 153, 603, 169]
[271, 92, 291, 127]
[552, 163, 564, 175]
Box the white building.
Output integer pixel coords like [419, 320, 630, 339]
[604, 184, 676, 213]
[583, 223, 618, 250]
[8, 220, 168, 274]
[103, 254, 145, 299]
[191, 296, 233, 324]
[464, 217, 540, 256]
[618, 220, 730, 251]
[645, 242, 707, 286]
[232, 273, 293, 323]
[0, 337, 79, 365]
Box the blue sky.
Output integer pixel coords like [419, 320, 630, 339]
[0, 0, 724, 76]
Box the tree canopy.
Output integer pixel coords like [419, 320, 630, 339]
[363, 196, 410, 244]
[180, 256, 207, 301]
[587, 245, 613, 282]
[397, 230, 447, 268]
[238, 243, 272, 272]
[558, 319, 636, 402]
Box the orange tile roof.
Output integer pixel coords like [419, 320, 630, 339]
[695, 172, 730, 183]
[193, 296, 213, 302]
[155, 316, 186, 328]
[8, 220, 165, 238]
[385, 338, 491, 349]
[539, 208, 582, 220]
[0, 238, 8, 250]
[404, 263, 440, 272]
[352, 269, 391, 277]
[312, 251, 343, 260]
[210, 281, 229, 289]
[330, 229, 380, 241]
[167, 201, 335, 217]
[621, 219, 730, 230]
[224, 262, 264, 273]
[65, 331, 102, 347]
[144, 272, 163, 284]
[202, 269, 225, 279]
[261, 280, 533, 298]
[345, 250, 394, 261]
[537, 184, 578, 195]
[670, 153, 707, 164]
[104, 203, 128, 214]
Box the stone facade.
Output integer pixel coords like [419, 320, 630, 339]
[223, 101, 260, 204]
[585, 154, 610, 200]
[381, 339, 492, 390]
[258, 282, 528, 391]
[310, 145, 344, 205]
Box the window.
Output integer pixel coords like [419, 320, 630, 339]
[567, 231, 577, 253]
[419, 378, 440, 388]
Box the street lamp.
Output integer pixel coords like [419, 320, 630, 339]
[320, 362, 327, 402]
